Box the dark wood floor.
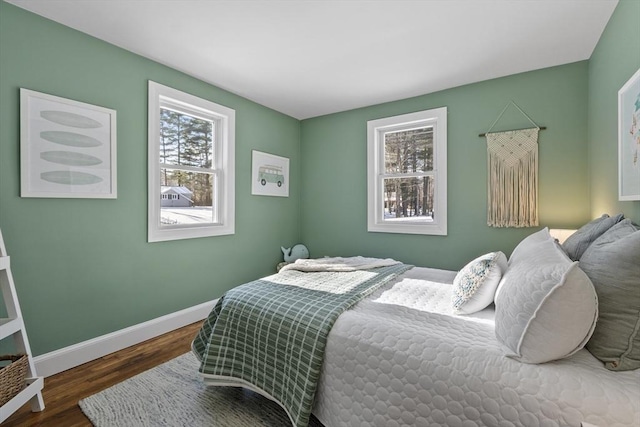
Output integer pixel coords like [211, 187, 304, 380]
[3, 321, 203, 427]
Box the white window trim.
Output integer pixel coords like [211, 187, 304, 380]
[367, 107, 447, 235]
[148, 81, 235, 242]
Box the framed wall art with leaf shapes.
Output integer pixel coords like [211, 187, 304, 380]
[20, 89, 117, 199]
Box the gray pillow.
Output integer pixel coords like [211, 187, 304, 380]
[581, 219, 640, 371]
[562, 214, 623, 261]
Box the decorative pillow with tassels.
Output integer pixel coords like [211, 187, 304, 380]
[452, 251, 507, 314]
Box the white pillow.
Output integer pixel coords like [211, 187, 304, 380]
[494, 233, 598, 364]
[508, 227, 553, 265]
[452, 251, 507, 314]
[494, 228, 553, 302]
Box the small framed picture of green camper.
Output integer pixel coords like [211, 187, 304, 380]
[618, 68, 640, 201]
[251, 150, 289, 197]
[20, 88, 117, 198]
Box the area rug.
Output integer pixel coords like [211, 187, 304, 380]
[79, 352, 324, 426]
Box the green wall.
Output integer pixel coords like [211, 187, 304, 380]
[588, 0, 640, 223]
[300, 62, 591, 271]
[2, 0, 636, 357]
[0, 2, 301, 356]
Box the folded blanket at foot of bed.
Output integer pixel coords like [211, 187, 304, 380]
[192, 261, 412, 427]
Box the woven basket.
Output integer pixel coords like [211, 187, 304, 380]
[0, 354, 28, 406]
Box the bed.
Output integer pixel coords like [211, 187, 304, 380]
[193, 216, 640, 427]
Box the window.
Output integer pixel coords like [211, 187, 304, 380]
[148, 81, 235, 242]
[367, 107, 447, 235]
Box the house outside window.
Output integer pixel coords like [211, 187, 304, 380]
[148, 81, 235, 242]
[367, 107, 447, 235]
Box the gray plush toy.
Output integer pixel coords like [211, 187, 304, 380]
[281, 244, 309, 263]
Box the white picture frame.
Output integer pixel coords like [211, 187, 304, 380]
[251, 150, 289, 197]
[20, 89, 117, 198]
[618, 68, 640, 201]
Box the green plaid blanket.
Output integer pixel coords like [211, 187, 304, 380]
[192, 263, 412, 427]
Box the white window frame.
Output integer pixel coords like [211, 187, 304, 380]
[367, 107, 447, 235]
[148, 81, 235, 242]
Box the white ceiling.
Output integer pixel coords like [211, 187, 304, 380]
[6, 0, 618, 119]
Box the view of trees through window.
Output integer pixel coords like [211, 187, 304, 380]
[159, 108, 215, 225]
[383, 127, 435, 220]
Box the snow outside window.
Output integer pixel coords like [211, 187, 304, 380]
[148, 81, 235, 242]
[367, 107, 447, 235]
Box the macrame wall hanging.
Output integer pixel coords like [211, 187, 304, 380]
[480, 102, 545, 228]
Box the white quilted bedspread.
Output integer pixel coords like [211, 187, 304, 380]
[312, 267, 640, 427]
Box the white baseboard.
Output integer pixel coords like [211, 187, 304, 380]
[34, 299, 217, 378]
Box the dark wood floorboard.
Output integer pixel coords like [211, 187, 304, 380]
[3, 321, 203, 427]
